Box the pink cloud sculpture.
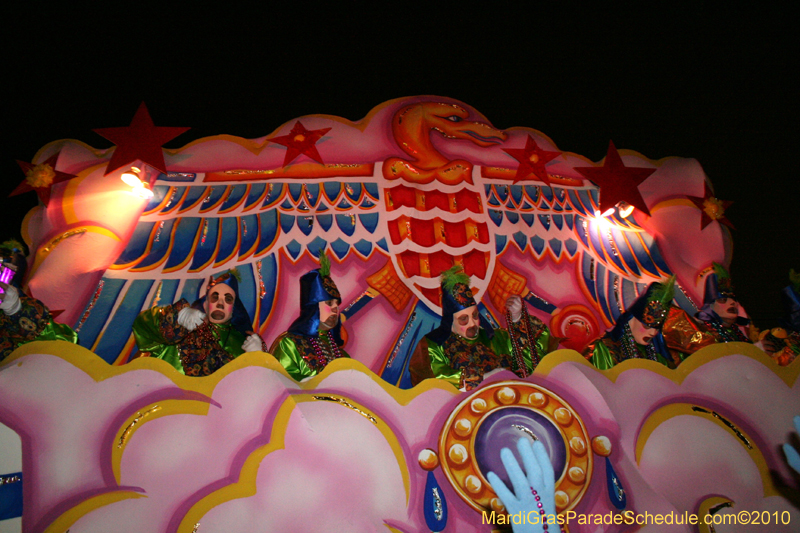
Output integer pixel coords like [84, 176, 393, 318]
[0, 341, 798, 532]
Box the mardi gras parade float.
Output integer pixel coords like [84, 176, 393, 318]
[1, 96, 798, 532]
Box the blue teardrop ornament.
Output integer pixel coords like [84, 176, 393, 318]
[606, 456, 626, 510]
[423, 470, 447, 532]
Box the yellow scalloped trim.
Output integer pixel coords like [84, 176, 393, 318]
[42, 490, 146, 533]
[635, 403, 776, 497]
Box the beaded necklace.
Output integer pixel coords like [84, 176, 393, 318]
[702, 317, 748, 342]
[619, 322, 659, 363]
[506, 306, 534, 378]
[308, 330, 342, 365]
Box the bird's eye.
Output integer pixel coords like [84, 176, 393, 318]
[447, 115, 462, 122]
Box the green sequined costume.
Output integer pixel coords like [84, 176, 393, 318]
[132, 299, 246, 376]
[583, 277, 681, 370]
[269, 332, 350, 381]
[0, 293, 78, 362]
[409, 315, 551, 390]
[584, 336, 681, 370]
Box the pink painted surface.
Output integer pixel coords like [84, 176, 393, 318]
[1, 342, 797, 532]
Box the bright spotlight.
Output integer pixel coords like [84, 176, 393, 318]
[618, 202, 634, 218]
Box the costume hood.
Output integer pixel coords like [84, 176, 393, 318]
[427, 266, 494, 345]
[696, 263, 749, 325]
[286, 265, 344, 344]
[608, 278, 674, 359]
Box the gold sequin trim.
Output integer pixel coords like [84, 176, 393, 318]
[312, 395, 377, 425]
[512, 424, 539, 441]
[42, 228, 87, 253]
[117, 405, 162, 448]
[0, 474, 21, 485]
[692, 407, 752, 449]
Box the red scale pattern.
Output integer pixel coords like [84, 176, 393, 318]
[386, 185, 491, 307]
[398, 249, 488, 280]
[387, 218, 489, 247]
[385, 186, 483, 213]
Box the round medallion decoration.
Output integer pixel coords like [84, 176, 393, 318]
[438, 381, 592, 514]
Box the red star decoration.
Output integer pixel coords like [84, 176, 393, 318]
[268, 121, 331, 167]
[94, 102, 190, 179]
[502, 135, 562, 184]
[574, 141, 657, 216]
[10, 153, 77, 206]
[688, 182, 734, 230]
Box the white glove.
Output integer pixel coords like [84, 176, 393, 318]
[506, 295, 524, 323]
[487, 439, 558, 533]
[0, 283, 21, 315]
[177, 307, 205, 331]
[241, 333, 265, 353]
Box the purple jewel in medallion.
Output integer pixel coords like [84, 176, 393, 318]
[474, 407, 567, 488]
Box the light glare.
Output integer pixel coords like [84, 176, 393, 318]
[121, 172, 141, 187]
[618, 203, 634, 218]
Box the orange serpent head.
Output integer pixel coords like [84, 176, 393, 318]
[426, 103, 507, 147]
[393, 102, 507, 163]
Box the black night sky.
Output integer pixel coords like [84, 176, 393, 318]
[2, 5, 798, 324]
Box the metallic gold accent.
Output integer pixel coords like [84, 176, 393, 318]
[470, 398, 487, 414]
[432, 487, 443, 520]
[385, 310, 416, 369]
[118, 405, 162, 448]
[554, 407, 573, 426]
[512, 424, 538, 441]
[703, 197, 727, 220]
[224, 169, 276, 175]
[454, 418, 473, 437]
[464, 474, 482, 494]
[0, 474, 21, 486]
[569, 436, 587, 456]
[418, 449, 439, 470]
[607, 228, 619, 256]
[568, 466, 586, 483]
[591, 436, 612, 457]
[448, 444, 468, 465]
[152, 281, 163, 307]
[495, 386, 517, 404]
[154, 220, 165, 242]
[696, 265, 716, 284]
[554, 490, 570, 510]
[192, 523, 201, 533]
[704, 501, 735, 533]
[710, 501, 733, 513]
[439, 382, 592, 516]
[691, 407, 752, 449]
[527, 392, 547, 408]
[490, 498, 505, 513]
[42, 228, 87, 253]
[76, 280, 104, 333]
[312, 395, 377, 425]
